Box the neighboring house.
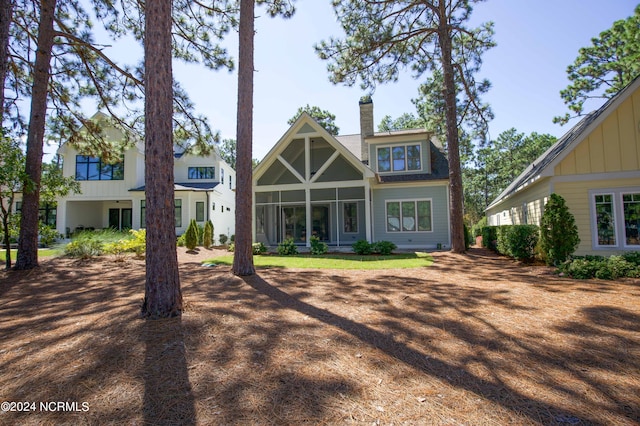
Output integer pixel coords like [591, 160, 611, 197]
[486, 75, 640, 256]
[252, 99, 451, 249]
[49, 112, 236, 242]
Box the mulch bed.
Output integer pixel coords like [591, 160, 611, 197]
[0, 247, 638, 425]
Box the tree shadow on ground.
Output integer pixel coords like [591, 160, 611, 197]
[242, 271, 640, 425]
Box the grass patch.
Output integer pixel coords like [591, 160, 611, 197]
[0, 249, 59, 262]
[203, 252, 433, 270]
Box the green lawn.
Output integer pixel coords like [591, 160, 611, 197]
[0, 249, 59, 262]
[203, 252, 434, 270]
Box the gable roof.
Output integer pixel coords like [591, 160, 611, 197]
[487, 74, 640, 210]
[253, 112, 375, 180]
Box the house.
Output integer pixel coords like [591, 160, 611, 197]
[486, 75, 640, 256]
[51, 112, 236, 242]
[252, 99, 451, 249]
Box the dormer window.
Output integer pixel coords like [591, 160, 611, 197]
[377, 144, 421, 172]
[188, 166, 215, 179]
[75, 155, 124, 180]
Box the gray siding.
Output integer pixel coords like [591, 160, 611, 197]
[372, 184, 450, 249]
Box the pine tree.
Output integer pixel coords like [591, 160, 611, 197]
[540, 194, 580, 266]
[203, 220, 213, 248]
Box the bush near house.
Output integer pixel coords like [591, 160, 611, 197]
[480, 226, 498, 251]
[539, 193, 580, 266]
[277, 238, 298, 255]
[559, 253, 640, 280]
[184, 219, 199, 251]
[310, 236, 328, 255]
[496, 225, 539, 261]
[352, 240, 397, 256]
[203, 220, 214, 248]
[219, 234, 228, 245]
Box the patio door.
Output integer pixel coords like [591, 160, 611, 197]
[282, 206, 306, 243]
[109, 208, 132, 230]
[312, 205, 329, 241]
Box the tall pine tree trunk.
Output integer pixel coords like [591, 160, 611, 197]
[0, 0, 14, 122]
[15, 0, 57, 270]
[232, 0, 255, 276]
[141, 0, 182, 318]
[438, 1, 465, 254]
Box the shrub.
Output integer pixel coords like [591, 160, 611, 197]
[219, 234, 228, 245]
[480, 226, 498, 251]
[203, 220, 213, 248]
[197, 224, 205, 246]
[559, 254, 640, 280]
[310, 236, 328, 255]
[177, 234, 186, 247]
[38, 224, 62, 247]
[184, 219, 198, 250]
[540, 193, 580, 265]
[472, 217, 487, 238]
[277, 238, 298, 255]
[104, 229, 146, 259]
[496, 225, 539, 261]
[464, 224, 471, 250]
[227, 243, 234, 252]
[253, 242, 267, 255]
[352, 239, 372, 255]
[622, 251, 640, 266]
[64, 239, 103, 259]
[372, 240, 397, 255]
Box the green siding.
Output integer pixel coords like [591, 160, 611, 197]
[372, 185, 449, 248]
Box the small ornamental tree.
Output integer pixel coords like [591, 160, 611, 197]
[184, 219, 199, 251]
[203, 220, 213, 248]
[540, 193, 580, 265]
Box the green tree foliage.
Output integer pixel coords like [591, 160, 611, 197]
[184, 219, 199, 251]
[539, 193, 580, 266]
[218, 138, 237, 169]
[315, 0, 495, 253]
[203, 220, 214, 248]
[288, 104, 340, 135]
[554, 5, 640, 125]
[0, 136, 24, 269]
[465, 129, 556, 221]
[377, 113, 423, 132]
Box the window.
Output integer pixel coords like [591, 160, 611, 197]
[377, 144, 421, 172]
[343, 202, 358, 233]
[221, 168, 225, 184]
[175, 199, 182, 227]
[75, 155, 124, 181]
[15, 202, 56, 226]
[188, 166, 215, 179]
[196, 201, 205, 222]
[386, 200, 432, 232]
[229, 175, 232, 190]
[594, 194, 616, 246]
[623, 193, 640, 246]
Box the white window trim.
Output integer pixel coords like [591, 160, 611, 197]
[343, 201, 359, 234]
[385, 199, 433, 233]
[376, 143, 423, 173]
[589, 188, 640, 250]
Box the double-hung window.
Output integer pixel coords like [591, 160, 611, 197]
[386, 200, 432, 232]
[591, 190, 640, 248]
[377, 144, 421, 172]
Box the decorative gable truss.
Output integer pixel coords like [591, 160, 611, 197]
[253, 113, 375, 247]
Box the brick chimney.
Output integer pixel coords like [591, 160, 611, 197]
[359, 96, 374, 164]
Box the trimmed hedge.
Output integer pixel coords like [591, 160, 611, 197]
[480, 226, 498, 251]
[496, 225, 539, 261]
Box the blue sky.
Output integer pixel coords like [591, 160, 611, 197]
[83, 1, 639, 161]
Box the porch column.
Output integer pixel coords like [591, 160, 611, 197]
[364, 181, 372, 242]
[305, 187, 311, 247]
[56, 199, 67, 237]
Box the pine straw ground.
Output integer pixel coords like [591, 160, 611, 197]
[0, 247, 639, 426]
